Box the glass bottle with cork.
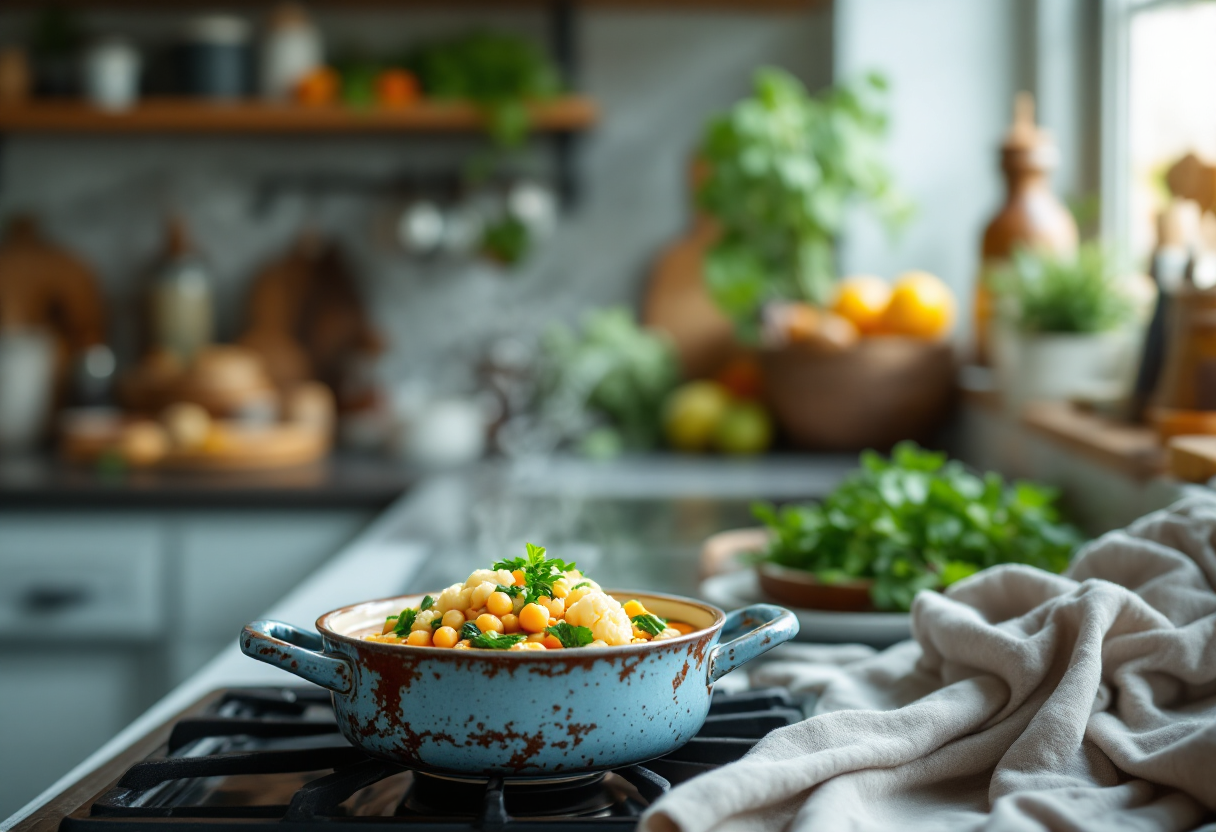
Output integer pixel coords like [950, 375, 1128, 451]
[975, 93, 1077, 364]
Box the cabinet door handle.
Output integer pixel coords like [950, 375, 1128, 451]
[20, 585, 94, 615]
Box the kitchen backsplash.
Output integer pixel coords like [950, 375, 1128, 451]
[0, 8, 832, 391]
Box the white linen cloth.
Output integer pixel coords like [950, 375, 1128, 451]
[643, 496, 1216, 832]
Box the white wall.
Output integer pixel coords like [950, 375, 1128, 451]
[833, 0, 1023, 342]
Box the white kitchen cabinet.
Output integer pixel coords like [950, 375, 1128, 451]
[0, 506, 373, 819]
[0, 650, 146, 821]
[171, 510, 373, 683]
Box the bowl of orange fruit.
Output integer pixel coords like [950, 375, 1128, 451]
[759, 271, 957, 450]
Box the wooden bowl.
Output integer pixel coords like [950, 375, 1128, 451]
[756, 563, 874, 612]
[700, 528, 876, 613]
[760, 337, 956, 450]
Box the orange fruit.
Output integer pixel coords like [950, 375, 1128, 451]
[294, 67, 340, 106]
[831, 275, 891, 334]
[880, 271, 956, 339]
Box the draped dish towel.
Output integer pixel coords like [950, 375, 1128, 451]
[643, 496, 1216, 832]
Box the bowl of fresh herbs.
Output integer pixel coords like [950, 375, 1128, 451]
[722, 443, 1081, 614]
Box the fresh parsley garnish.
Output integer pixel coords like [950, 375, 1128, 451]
[460, 621, 482, 641]
[386, 614, 399, 621]
[431, 618, 443, 629]
[496, 584, 525, 598]
[545, 622, 594, 648]
[469, 631, 527, 649]
[632, 614, 667, 637]
[420, 595, 435, 611]
[492, 542, 576, 602]
[573, 581, 590, 590]
[393, 608, 418, 636]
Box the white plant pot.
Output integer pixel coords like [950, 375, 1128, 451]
[993, 326, 1137, 414]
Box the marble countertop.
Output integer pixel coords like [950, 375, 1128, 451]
[0, 454, 857, 830]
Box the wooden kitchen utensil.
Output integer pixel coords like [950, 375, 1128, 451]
[974, 93, 1078, 364]
[643, 160, 743, 379]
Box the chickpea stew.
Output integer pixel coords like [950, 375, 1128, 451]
[363, 543, 696, 651]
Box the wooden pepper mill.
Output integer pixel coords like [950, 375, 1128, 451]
[974, 93, 1078, 364]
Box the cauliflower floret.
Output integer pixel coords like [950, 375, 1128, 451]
[465, 569, 514, 588]
[435, 583, 472, 613]
[564, 590, 633, 646]
[470, 581, 498, 609]
[412, 609, 441, 631]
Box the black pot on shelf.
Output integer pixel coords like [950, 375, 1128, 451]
[176, 15, 253, 99]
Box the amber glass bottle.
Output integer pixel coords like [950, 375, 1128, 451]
[975, 93, 1078, 364]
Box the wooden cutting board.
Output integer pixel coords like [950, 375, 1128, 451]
[642, 217, 743, 379]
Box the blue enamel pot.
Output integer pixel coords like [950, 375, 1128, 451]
[241, 590, 797, 776]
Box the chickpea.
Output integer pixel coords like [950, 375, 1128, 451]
[526, 632, 546, 643]
[512, 569, 527, 586]
[476, 613, 504, 634]
[485, 591, 513, 617]
[538, 595, 565, 618]
[551, 578, 570, 599]
[453, 640, 472, 650]
[519, 603, 549, 633]
[432, 626, 459, 648]
[500, 613, 520, 633]
[464, 608, 481, 623]
[542, 634, 564, 650]
[513, 641, 547, 651]
[406, 630, 432, 647]
[441, 610, 466, 630]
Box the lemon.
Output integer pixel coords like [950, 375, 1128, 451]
[832, 275, 891, 334]
[663, 381, 731, 452]
[880, 271, 956, 339]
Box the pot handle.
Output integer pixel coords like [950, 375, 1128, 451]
[241, 619, 354, 695]
[707, 604, 799, 683]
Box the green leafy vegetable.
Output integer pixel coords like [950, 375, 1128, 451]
[460, 621, 482, 641]
[631, 614, 667, 637]
[756, 442, 1082, 612]
[494, 542, 576, 601]
[989, 243, 1134, 334]
[393, 608, 418, 636]
[420, 595, 435, 611]
[469, 631, 527, 649]
[698, 68, 911, 338]
[573, 581, 591, 590]
[431, 618, 443, 629]
[407, 31, 560, 148]
[496, 584, 525, 598]
[534, 307, 680, 455]
[545, 622, 594, 648]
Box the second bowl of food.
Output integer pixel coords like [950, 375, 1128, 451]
[241, 543, 798, 777]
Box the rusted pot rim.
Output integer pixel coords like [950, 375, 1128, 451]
[316, 588, 727, 661]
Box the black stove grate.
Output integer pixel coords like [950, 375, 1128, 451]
[59, 686, 799, 832]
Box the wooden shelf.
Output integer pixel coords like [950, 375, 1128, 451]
[1021, 401, 1166, 481]
[0, 96, 599, 135]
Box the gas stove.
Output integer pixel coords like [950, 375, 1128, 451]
[21, 687, 800, 832]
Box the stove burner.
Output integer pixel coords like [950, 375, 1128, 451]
[47, 687, 801, 832]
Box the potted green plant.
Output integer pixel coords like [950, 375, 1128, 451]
[697, 67, 910, 335]
[695, 68, 959, 450]
[990, 243, 1139, 412]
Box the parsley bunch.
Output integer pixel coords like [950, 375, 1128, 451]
[756, 442, 1081, 612]
[493, 542, 576, 602]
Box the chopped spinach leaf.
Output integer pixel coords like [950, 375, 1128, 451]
[393, 608, 417, 636]
[459, 621, 482, 641]
[420, 595, 435, 611]
[545, 622, 594, 648]
[469, 631, 527, 649]
[632, 614, 667, 637]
